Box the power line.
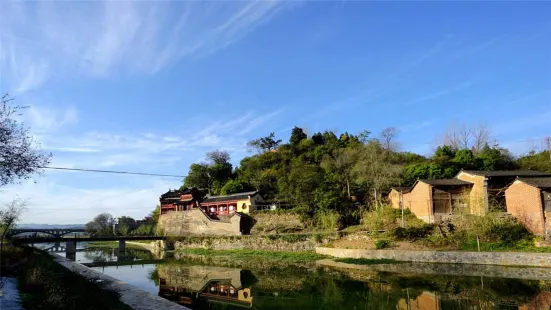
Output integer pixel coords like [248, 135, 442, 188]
[41, 166, 186, 178]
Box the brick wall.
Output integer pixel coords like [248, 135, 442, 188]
[404, 181, 432, 223]
[456, 172, 486, 215]
[388, 189, 401, 209]
[505, 180, 545, 235]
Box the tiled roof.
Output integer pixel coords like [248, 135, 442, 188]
[517, 177, 551, 190]
[419, 179, 473, 186]
[459, 170, 551, 177]
[202, 191, 258, 203]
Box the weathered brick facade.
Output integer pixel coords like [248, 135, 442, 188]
[505, 180, 545, 235]
[456, 171, 487, 215]
[403, 182, 432, 223]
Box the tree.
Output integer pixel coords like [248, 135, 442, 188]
[220, 179, 246, 195]
[0, 199, 26, 256]
[206, 150, 231, 165]
[117, 216, 136, 236]
[247, 132, 282, 153]
[380, 127, 399, 151]
[354, 140, 401, 207]
[183, 163, 211, 189]
[150, 205, 160, 224]
[440, 122, 493, 154]
[85, 213, 115, 237]
[289, 127, 307, 146]
[321, 148, 360, 198]
[0, 94, 51, 186]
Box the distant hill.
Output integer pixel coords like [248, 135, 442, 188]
[16, 224, 85, 229]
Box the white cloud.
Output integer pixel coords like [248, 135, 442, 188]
[26, 105, 78, 133]
[0, 1, 289, 92]
[0, 178, 180, 224]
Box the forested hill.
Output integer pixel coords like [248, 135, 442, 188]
[181, 126, 550, 219]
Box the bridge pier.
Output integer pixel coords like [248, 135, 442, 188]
[119, 240, 126, 253]
[66, 241, 77, 261]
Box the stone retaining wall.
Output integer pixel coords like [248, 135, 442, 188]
[315, 247, 551, 267]
[51, 254, 187, 310]
[159, 209, 246, 236]
[317, 259, 551, 280]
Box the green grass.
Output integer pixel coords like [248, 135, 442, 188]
[333, 258, 399, 265]
[460, 240, 551, 253]
[85, 241, 151, 249]
[176, 248, 327, 262]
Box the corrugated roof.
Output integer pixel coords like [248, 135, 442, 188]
[516, 177, 551, 190]
[459, 170, 550, 177]
[419, 179, 473, 186]
[202, 191, 258, 203]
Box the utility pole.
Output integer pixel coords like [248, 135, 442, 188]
[546, 136, 551, 161]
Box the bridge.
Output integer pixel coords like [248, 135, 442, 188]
[13, 236, 166, 261]
[7, 228, 86, 239]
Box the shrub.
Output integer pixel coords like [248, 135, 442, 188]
[392, 225, 434, 241]
[375, 239, 390, 249]
[315, 211, 341, 231]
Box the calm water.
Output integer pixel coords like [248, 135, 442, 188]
[73, 247, 551, 310]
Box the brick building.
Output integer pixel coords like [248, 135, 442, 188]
[388, 187, 411, 211]
[505, 177, 551, 236]
[456, 170, 551, 214]
[392, 179, 472, 223]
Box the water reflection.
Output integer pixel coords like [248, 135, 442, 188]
[86, 249, 551, 310]
[152, 264, 551, 310]
[158, 265, 255, 308]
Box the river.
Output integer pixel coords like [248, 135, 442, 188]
[60, 246, 551, 309]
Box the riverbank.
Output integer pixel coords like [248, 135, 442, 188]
[0, 245, 131, 310]
[316, 246, 551, 267]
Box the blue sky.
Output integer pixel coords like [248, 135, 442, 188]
[1, 1, 550, 223]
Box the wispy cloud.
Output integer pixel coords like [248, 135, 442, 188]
[0, 1, 289, 92]
[403, 80, 476, 106]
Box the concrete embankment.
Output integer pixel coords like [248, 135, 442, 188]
[316, 247, 551, 267]
[317, 259, 551, 281]
[51, 254, 188, 310]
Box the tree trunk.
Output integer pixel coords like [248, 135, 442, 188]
[346, 177, 350, 198]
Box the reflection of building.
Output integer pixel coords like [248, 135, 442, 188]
[398, 292, 441, 310]
[158, 265, 256, 308]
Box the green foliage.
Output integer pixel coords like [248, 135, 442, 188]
[517, 150, 551, 173]
[361, 206, 401, 232]
[392, 225, 435, 241]
[85, 213, 115, 237]
[177, 248, 327, 262]
[315, 210, 341, 231]
[220, 179, 246, 195]
[374, 239, 390, 249]
[289, 126, 307, 147]
[183, 150, 233, 195]
[247, 132, 282, 153]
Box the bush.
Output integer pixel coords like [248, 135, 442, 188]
[375, 239, 390, 249]
[315, 211, 341, 231]
[392, 225, 434, 241]
[361, 206, 400, 232]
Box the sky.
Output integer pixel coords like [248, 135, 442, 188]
[0, 1, 550, 224]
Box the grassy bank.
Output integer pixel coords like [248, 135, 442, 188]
[331, 207, 551, 253]
[176, 248, 327, 262]
[0, 245, 130, 310]
[85, 241, 152, 249]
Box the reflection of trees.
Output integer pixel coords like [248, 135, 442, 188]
[148, 267, 159, 286]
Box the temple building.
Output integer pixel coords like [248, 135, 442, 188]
[159, 188, 264, 216]
[200, 191, 264, 217]
[159, 187, 205, 215]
